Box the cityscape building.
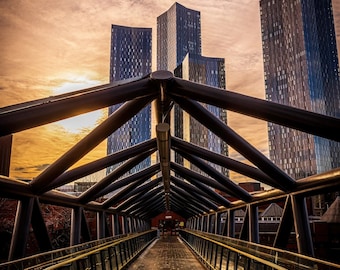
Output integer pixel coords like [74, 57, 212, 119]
[157, 3, 228, 174]
[260, 0, 340, 180]
[157, 2, 201, 71]
[107, 25, 152, 175]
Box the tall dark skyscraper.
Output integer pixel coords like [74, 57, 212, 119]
[157, 3, 228, 174]
[174, 54, 228, 173]
[157, 2, 201, 71]
[260, 0, 340, 179]
[107, 25, 152, 174]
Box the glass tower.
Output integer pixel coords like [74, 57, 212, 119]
[175, 54, 228, 174]
[157, 3, 228, 175]
[157, 2, 201, 71]
[107, 25, 152, 175]
[260, 0, 340, 179]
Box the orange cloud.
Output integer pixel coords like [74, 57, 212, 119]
[1, 0, 339, 182]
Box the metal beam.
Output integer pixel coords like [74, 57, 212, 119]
[70, 206, 83, 245]
[170, 96, 296, 191]
[101, 165, 160, 209]
[0, 135, 12, 176]
[8, 198, 34, 260]
[156, 123, 171, 210]
[81, 209, 92, 242]
[78, 149, 156, 203]
[0, 77, 155, 136]
[171, 162, 232, 196]
[170, 199, 197, 218]
[248, 205, 259, 244]
[273, 196, 294, 249]
[130, 194, 165, 218]
[114, 182, 162, 214]
[96, 161, 160, 201]
[31, 198, 52, 251]
[171, 137, 282, 189]
[239, 207, 249, 241]
[171, 77, 340, 141]
[170, 162, 231, 206]
[291, 194, 314, 256]
[227, 209, 235, 237]
[171, 176, 228, 208]
[121, 189, 164, 214]
[43, 138, 157, 192]
[174, 147, 252, 201]
[171, 184, 219, 211]
[30, 96, 155, 194]
[97, 211, 107, 239]
[2, 168, 339, 219]
[169, 97, 295, 191]
[112, 214, 120, 236]
[172, 193, 209, 214]
[150, 70, 174, 124]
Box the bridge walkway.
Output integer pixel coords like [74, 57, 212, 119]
[128, 235, 204, 270]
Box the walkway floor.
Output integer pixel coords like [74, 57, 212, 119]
[127, 235, 206, 270]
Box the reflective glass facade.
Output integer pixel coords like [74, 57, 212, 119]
[157, 3, 228, 175]
[107, 25, 152, 175]
[260, 0, 340, 179]
[174, 54, 228, 174]
[157, 2, 201, 71]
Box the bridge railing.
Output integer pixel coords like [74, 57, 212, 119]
[179, 229, 340, 270]
[0, 234, 127, 270]
[0, 230, 157, 270]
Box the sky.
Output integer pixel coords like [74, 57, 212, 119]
[1, 0, 340, 181]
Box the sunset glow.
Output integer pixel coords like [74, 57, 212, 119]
[52, 76, 104, 133]
[1, 0, 339, 180]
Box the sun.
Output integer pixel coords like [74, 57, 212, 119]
[52, 75, 105, 133]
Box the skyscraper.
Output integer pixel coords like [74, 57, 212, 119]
[157, 3, 228, 174]
[157, 2, 201, 71]
[107, 25, 152, 174]
[175, 53, 228, 173]
[260, 0, 340, 179]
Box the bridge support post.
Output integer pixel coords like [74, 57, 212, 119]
[210, 214, 215, 233]
[121, 216, 126, 235]
[71, 207, 82, 245]
[291, 195, 314, 256]
[0, 134, 12, 176]
[31, 198, 52, 251]
[138, 219, 143, 232]
[204, 215, 208, 232]
[215, 212, 220, 234]
[139, 219, 143, 232]
[97, 211, 107, 239]
[207, 215, 211, 233]
[133, 218, 136, 232]
[274, 195, 294, 249]
[8, 197, 34, 260]
[131, 218, 135, 233]
[143, 220, 147, 231]
[188, 217, 197, 230]
[125, 217, 130, 234]
[190, 218, 195, 230]
[248, 205, 259, 243]
[112, 214, 119, 236]
[128, 217, 132, 234]
[227, 209, 235, 237]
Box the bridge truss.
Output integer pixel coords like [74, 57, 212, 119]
[0, 71, 339, 261]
